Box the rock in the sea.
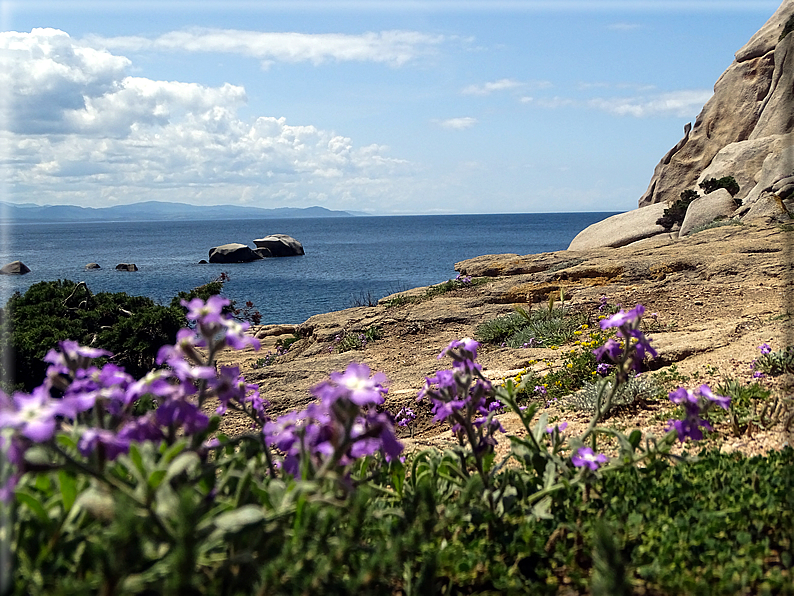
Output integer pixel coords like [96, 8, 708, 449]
[679, 189, 739, 237]
[198, 259, 208, 264]
[115, 263, 138, 272]
[567, 203, 670, 250]
[253, 234, 305, 257]
[85, 263, 101, 270]
[208, 243, 262, 264]
[638, 1, 794, 209]
[0, 260, 30, 275]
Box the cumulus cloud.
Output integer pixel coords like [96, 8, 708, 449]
[85, 28, 445, 67]
[1, 28, 412, 210]
[436, 117, 478, 130]
[588, 90, 712, 117]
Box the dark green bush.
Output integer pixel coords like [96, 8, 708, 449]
[699, 176, 740, 198]
[1, 279, 225, 392]
[656, 189, 699, 230]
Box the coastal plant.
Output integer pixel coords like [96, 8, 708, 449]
[656, 189, 699, 230]
[566, 373, 665, 416]
[334, 325, 383, 353]
[475, 305, 588, 348]
[14, 299, 794, 595]
[699, 175, 740, 198]
[381, 276, 488, 307]
[707, 378, 781, 436]
[753, 343, 794, 375]
[689, 218, 744, 235]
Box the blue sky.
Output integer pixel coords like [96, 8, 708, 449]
[0, 1, 782, 214]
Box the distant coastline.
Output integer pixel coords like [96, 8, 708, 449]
[0, 201, 355, 223]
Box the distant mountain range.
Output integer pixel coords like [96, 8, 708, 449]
[0, 201, 356, 222]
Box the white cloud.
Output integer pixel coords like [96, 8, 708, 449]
[436, 117, 478, 130]
[588, 89, 712, 117]
[1, 28, 413, 210]
[608, 22, 642, 30]
[462, 78, 552, 95]
[462, 78, 522, 95]
[85, 28, 445, 67]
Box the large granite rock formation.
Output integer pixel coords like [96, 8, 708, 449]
[115, 263, 138, 271]
[570, 1, 794, 251]
[208, 243, 262, 264]
[639, 0, 794, 209]
[253, 234, 305, 257]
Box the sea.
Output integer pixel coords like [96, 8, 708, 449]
[0, 213, 618, 325]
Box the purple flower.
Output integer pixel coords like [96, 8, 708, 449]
[752, 371, 765, 379]
[545, 421, 568, 434]
[596, 362, 611, 376]
[571, 446, 608, 471]
[78, 428, 131, 460]
[311, 363, 388, 407]
[758, 343, 772, 355]
[698, 384, 730, 410]
[593, 338, 622, 362]
[599, 304, 645, 330]
[666, 384, 729, 442]
[534, 385, 547, 396]
[182, 295, 229, 325]
[438, 338, 479, 360]
[0, 386, 74, 442]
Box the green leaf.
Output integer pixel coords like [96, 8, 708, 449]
[55, 433, 78, 451]
[213, 505, 265, 532]
[16, 489, 52, 524]
[164, 451, 200, 485]
[58, 470, 77, 511]
[628, 430, 642, 451]
[533, 412, 549, 444]
[160, 440, 186, 465]
[148, 469, 167, 491]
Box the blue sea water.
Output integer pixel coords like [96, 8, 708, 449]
[0, 213, 617, 325]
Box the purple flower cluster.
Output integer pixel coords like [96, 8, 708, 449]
[395, 406, 417, 428]
[571, 446, 608, 471]
[665, 384, 730, 442]
[263, 363, 402, 476]
[593, 304, 657, 372]
[455, 273, 472, 284]
[0, 296, 406, 500]
[418, 339, 504, 453]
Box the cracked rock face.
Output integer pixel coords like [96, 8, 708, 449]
[638, 0, 794, 210]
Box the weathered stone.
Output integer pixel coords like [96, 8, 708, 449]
[742, 191, 792, 223]
[772, 174, 794, 193]
[198, 259, 208, 264]
[695, 136, 779, 203]
[638, 1, 794, 209]
[253, 234, 304, 257]
[0, 260, 30, 275]
[742, 133, 794, 205]
[567, 203, 669, 251]
[208, 243, 262, 264]
[115, 263, 138, 271]
[85, 263, 101, 270]
[253, 247, 272, 259]
[679, 189, 738, 237]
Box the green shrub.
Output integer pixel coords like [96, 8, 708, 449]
[656, 189, 699, 230]
[566, 374, 665, 416]
[699, 175, 740, 197]
[755, 345, 794, 375]
[476, 306, 588, 348]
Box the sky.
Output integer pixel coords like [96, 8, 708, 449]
[0, 0, 784, 215]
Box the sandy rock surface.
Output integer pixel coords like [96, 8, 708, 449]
[214, 222, 794, 459]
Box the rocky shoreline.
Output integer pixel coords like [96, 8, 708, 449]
[215, 220, 794, 458]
